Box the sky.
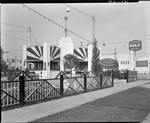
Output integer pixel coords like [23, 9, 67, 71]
[1, 2, 150, 60]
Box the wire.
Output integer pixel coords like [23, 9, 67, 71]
[2, 33, 28, 41]
[22, 4, 92, 44]
[1, 22, 28, 29]
[105, 39, 149, 45]
[31, 31, 39, 46]
[1, 30, 26, 33]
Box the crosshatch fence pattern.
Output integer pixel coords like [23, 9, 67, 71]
[1, 72, 116, 109]
[64, 77, 85, 94]
[24, 79, 60, 102]
[1, 81, 20, 107]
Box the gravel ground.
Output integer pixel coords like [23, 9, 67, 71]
[31, 82, 150, 122]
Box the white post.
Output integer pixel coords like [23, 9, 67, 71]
[43, 42, 50, 79]
[58, 37, 74, 72]
[28, 27, 31, 46]
[88, 44, 93, 73]
[130, 50, 134, 71]
[22, 45, 27, 70]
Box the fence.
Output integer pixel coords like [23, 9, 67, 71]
[1, 71, 114, 110]
[126, 70, 138, 83]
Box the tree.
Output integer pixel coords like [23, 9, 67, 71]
[63, 54, 79, 76]
[91, 39, 102, 77]
[1, 47, 9, 76]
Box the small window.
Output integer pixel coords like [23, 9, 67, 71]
[50, 61, 60, 70]
[12, 59, 15, 63]
[44, 62, 46, 70]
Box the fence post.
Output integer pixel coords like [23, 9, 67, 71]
[100, 73, 103, 89]
[60, 74, 64, 96]
[19, 72, 25, 105]
[126, 70, 129, 83]
[84, 73, 87, 92]
[112, 71, 114, 87]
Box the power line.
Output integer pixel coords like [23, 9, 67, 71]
[31, 31, 39, 46]
[2, 33, 28, 41]
[105, 39, 149, 45]
[1, 22, 28, 29]
[22, 4, 92, 44]
[1, 30, 26, 33]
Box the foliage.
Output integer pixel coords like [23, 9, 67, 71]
[1, 47, 9, 76]
[1, 47, 21, 80]
[91, 39, 102, 77]
[63, 54, 80, 76]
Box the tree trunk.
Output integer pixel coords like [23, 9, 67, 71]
[70, 68, 72, 77]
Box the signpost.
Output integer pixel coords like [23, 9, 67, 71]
[129, 40, 142, 71]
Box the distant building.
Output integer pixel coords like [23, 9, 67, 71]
[4, 57, 22, 70]
[101, 52, 150, 73]
[136, 58, 149, 74]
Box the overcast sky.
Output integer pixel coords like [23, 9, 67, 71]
[1, 2, 150, 60]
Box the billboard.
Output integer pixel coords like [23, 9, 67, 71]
[136, 60, 148, 67]
[129, 40, 142, 51]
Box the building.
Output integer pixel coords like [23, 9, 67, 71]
[136, 57, 150, 74]
[22, 37, 101, 79]
[101, 52, 150, 73]
[3, 56, 22, 70]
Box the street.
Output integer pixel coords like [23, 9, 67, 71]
[32, 81, 150, 122]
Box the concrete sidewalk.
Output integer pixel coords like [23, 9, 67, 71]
[1, 80, 150, 123]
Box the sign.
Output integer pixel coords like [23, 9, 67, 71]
[129, 40, 142, 51]
[136, 60, 148, 67]
[99, 58, 118, 69]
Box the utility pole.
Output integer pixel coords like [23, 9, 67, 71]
[28, 27, 31, 46]
[149, 34, 150, 73]
[114, 48, 117, 60]
[80, 42, 83, 47]
[66, 5, 95, 43]
[64, 16, 68, 37]
[92, 16, 95, 43]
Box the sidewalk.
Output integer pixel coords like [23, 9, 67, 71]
[1, 80, 150, 123]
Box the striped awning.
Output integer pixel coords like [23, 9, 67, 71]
[74, 47, 88, 62]
[99, 58, 118, 69]
[27, 46, 43, 61]
[50, 46, 60, 61]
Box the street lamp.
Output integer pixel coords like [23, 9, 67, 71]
[66, 4, 95, 43]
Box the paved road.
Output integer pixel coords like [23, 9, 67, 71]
[32, 82, 150, 122]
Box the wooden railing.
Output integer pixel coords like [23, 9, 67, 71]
[1, 71, 114, 110]
[126, 70, 138, 83]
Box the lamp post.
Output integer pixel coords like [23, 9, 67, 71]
[66, 4, 95, 43]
